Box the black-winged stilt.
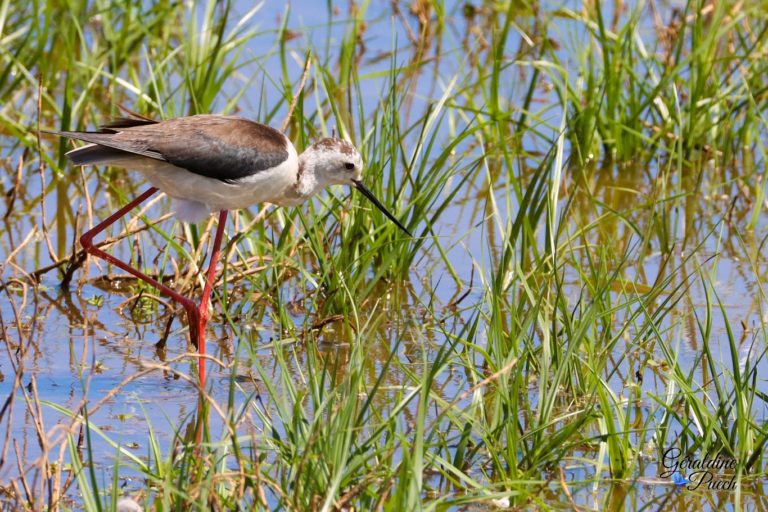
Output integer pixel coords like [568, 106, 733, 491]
[50, 114, 411, 382]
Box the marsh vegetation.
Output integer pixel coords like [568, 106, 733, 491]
[1, 0, 767, 510]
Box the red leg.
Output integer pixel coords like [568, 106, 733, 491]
[194, 209, 228, 447]
[82, 189, 229, 451]
[196, 209, 228, 384]
[80, 186, 202, 367]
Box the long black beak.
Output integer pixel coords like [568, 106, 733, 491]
[352, 179, 412, 237]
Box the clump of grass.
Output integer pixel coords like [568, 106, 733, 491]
[2, 1, 768, 510]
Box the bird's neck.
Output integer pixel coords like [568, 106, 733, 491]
[294, 158, 318, 197]
[284, 152, 327, 205]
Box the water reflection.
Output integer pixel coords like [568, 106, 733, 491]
[1, 0, 767, 509]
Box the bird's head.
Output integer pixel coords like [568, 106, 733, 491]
[302, 137, 363, 186]
[299, 137, 411, 236]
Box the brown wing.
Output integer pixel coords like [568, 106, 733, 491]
[54, 115, 290, 182]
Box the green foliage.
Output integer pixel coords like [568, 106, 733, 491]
[2, 0, 768, 510]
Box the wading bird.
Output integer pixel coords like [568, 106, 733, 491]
[51, 114, 411, 382]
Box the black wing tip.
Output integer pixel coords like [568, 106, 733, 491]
[100, 117, 158, 130]
[42, 112, 158, 136]
[42, 129, 93, 139]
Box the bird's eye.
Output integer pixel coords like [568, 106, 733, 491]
[344, 162, 355, 170]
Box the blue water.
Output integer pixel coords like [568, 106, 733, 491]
[1, 1, 767, 509]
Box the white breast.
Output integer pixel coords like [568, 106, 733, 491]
[115, 143, 300, 218]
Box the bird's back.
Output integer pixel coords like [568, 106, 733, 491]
[57, 115, 293, 183]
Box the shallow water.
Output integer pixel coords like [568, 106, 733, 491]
[2, 1, 767, 509]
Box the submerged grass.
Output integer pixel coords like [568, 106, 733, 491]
[1, 0, 768, 510]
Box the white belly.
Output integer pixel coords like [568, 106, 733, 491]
[113, 145, 300, 220]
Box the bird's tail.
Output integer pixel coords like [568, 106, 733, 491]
[65, 144, 132, 166]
